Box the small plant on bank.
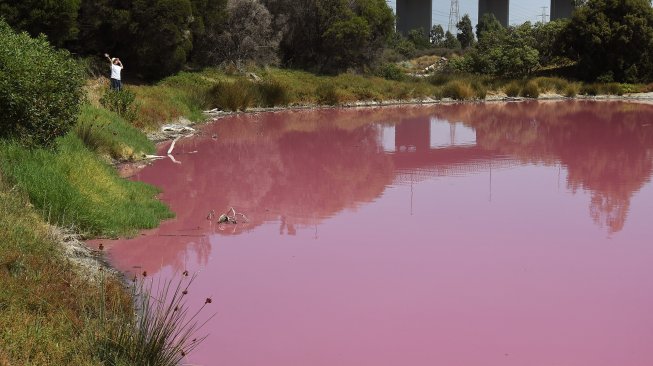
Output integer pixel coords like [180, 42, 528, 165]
[520, 81, 540, 98]
[96, 271, 214, 366]
[377, 63, 406, 81]
[210, 81, 255, 111]
[315, 82, 343, 105]
[100, 88, 139, 123]
[564, 83, 580, 97]
[470, 80, 487, 100]
[504, 82, 521, 97]
[441, 80, 475, 100]
[580, 83, 599, 96]
[257, 79, 291, 107]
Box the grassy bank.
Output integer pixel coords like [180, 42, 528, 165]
[125, 67, 649, 130]
[0, 175, 132, 365]
[0, 102, 175, 364]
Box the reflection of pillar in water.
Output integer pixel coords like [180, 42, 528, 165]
[396, 117, 431, 152]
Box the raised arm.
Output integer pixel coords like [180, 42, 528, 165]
[104, 53, 112, 64]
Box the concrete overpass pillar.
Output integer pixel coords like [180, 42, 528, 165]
[550, 0, 574, 20]
[478, 0, 509, 27]
[396, 0, 432, 37]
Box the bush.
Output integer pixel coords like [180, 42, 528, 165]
[504, 82, 521, 97]
[377, 63, 406, 81]
[564, 83, 580, 97]
[257, 79, 290, 107]
[100, 88, 139, 123]
[599, 83, 624, 96]
[533, 77, 569, 93]
[315, 82, 344, 105]
[580, 83, 599, 96]
[210, 81, 256, 111]
[471, 81, 488, 99]
[520, 81, 540, 98]
[0, 20, 85, 147]
[441, 80, 475, 100]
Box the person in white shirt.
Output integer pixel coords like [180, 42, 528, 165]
[104, 53, 124, 91]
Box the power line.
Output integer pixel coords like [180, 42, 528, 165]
[539, 6, 549, 23]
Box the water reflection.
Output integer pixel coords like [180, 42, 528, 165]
[101, 101, 653, 273]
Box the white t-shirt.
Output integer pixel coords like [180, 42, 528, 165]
[111, 64, 122, 80]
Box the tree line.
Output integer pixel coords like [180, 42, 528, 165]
[0, 0, 394, 80]
[2, 0, 653, 82]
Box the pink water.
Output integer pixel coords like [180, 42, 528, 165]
[98, 101, 653, 365]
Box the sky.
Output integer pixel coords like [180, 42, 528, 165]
[387, 0, 552, 31]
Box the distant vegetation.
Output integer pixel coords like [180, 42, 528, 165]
[3, 0, 653, 83]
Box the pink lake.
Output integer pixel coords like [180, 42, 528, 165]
[98, 101, 653, 366]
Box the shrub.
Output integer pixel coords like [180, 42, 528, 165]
[210, 81, 256, 111]
[441, 80, 474, 100]
[256, 79, 290, 107]
[378, 63, 406, 81]
[564, 83, 580, 97]
[580, 83, 599, 96]
[315, 82, 343, 105]
[533, 77, 569, 93]
[520, 81, 540, 98]
[0, 20, 85, 147]
[599, 83, 624, 96]
[504, 82, 521, 97]
[471, 81, 488, 99]
[100, 88, 139, 123]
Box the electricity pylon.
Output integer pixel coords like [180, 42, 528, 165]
[448, 0, 460, 33]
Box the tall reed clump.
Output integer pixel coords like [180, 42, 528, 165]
[441, 80, 475, 100]
[256, 79, 291, 107]
[533, 77, 569, 94]
[315, 82, 344, 105]
[210, 81, 256, 111]
[520, 81, 540, 98]
[96, 271, 214, 366]
[564, 83, 581, 97]
[504, 81, 521, 97]
[0, 135, 172, 237]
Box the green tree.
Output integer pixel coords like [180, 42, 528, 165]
[0, 0, 80, 47]
[453, 22, 539, 77]
[476, 13, 503, 40]
[561, 0, 653, 82]
[442, 30, 461, 49]
[407, 28, 430, 49]
[261, 0, 394, 73]
[0, 20, 85, 146]
[128, 0, 194, 80]
[189, 0, 229, 65]
[456, 14, 475, 48]
[430, 24, 445, 46]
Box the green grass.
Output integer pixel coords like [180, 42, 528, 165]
[76, 104, 155, 161]
[0, 134, 173, 237]
[0, 176, 131, 365]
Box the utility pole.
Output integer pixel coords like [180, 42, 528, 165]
[539, 6, 549, 24]
[448, 0, 460, 33]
